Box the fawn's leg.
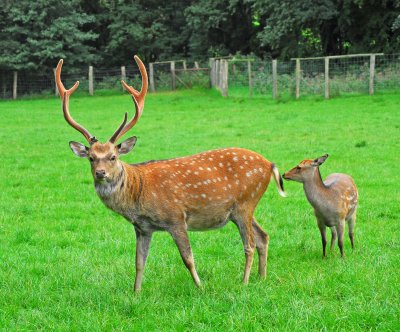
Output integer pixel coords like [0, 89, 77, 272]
[347, 212, 356, 250]
[330, 227, 337, 251]
[317, 217, 327, 258]
[337, 219, 346, 257]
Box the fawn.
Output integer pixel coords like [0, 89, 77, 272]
[55, 56, 286, 291]
[283, 154, 358, 257]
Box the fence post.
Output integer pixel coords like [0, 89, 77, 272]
[13, 71, 17, 99]
[194, 61, 199, 69]
[215, 60, 220, 89]
[171, 61, 176, 90]
[272, 59, 278, 99]
[53, 68, 59, 96]
[221, 60, 229, 97]
[121, 66, 126, 91]
[88, 65, 94, 95]
[295, 58, 301, 99]
[183, 60, 187, 70]
[149, 63, 155, 92]
[324, 57, 330, 99]
[209, 58, 215, 87]
[369, 54, 376, 95]
[325, 56, 330, 99]
[248, 60, 253, 98]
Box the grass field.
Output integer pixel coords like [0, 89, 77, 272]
[0, 89, 399, 330]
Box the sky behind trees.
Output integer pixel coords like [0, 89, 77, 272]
[1, 0, 399, 71]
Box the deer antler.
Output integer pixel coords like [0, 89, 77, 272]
[56, 59, 96, 144]
[109, 55, 148, 143]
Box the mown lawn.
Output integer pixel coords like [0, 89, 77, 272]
[0, 89, 399, 330]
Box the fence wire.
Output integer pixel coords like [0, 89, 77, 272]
[228, 54, 400, 98]
[1, 54, 400, 99]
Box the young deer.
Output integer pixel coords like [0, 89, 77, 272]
[55, 56, 286, 291]
[283, 155, 358, 258]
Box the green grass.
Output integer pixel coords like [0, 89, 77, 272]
[0, 89, 399, 330]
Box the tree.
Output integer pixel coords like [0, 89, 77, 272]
[0, 0, 98, 71]
[185, 0, 261, 58]
[99, 0, 191, 65]
[254, 0, 400, 59]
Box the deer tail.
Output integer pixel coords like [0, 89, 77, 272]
[271, 163, 286, 197]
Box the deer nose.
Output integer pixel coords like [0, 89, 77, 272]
[282, 173, 287, 179]
[95, 170, 106, 179]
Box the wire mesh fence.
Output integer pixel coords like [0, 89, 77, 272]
[226, 53, 400, 98]
[1, 54, 400, 100]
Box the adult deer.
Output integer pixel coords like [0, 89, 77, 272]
[283, 155, 358, 258]
[55, 56, 286, 291]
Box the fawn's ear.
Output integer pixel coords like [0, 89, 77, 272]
[311, 154, 329, 166]
[118, 136, 137, 155]
[69, 141, 89, 158]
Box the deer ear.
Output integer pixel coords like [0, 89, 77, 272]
[69, 141, 89, 158]
[311, 154, 329, 166]
[118, 136, 137, 155]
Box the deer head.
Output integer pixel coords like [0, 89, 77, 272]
[56, 56, 148, 183]
[282, 154, 329, 183]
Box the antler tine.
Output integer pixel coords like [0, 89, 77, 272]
[56, 59, 95, 144]
[112, 55, 148, 143]
[109, 112, 128, 143]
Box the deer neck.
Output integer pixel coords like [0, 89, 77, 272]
[303, 168, 328, 209]
[95, 162, 141, 212]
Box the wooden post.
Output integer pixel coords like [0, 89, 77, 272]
[248, 60, 253, 98]
[209, 59, 214, 87]
[149, 63, 155, 92]
[221, 60, 229, 97]
[13, 71, 17, 100]
[369, 54, 376, 95]
[171, 61, 176, 90]
[183, 61, 187, 70]
[53, 68, 59, 96]
[215, 60, 220, 88]
[324, 57, 330, 99]
[121, 66, 126, 91]
[219, 60, 223, 91]
[88, 65, 94, 95]
[194, 61, 199, 69]
[295, 58, 301, 99]
[272, 59, 278, 99]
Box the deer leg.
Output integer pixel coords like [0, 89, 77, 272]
[337, 220, 345, 257]
[134, 227, 153, 292]
[317, 219, 327, 258]
[232, 214, 255, 284]
[330, 227, 337, 251]
[252, 218, 269, 279]
[347, 212, 356, 250]
[168, 227, 201, 287]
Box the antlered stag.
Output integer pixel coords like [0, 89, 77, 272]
[56, 56, 286, 291]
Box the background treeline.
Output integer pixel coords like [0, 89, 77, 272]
[1, 0, 400, 72]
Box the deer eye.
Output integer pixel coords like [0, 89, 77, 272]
[110, 155, 116, 161]
[296, 166, 301, 170]
[89, 157, 94, 162]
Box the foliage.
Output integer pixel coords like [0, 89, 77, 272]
[254, 0, 400, 58]
[0, 0, 98, 71]
[0, 91, 399, 329]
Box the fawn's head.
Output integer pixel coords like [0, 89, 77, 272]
[283, 154, 329, 183]
[56, 56, 147, 183]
